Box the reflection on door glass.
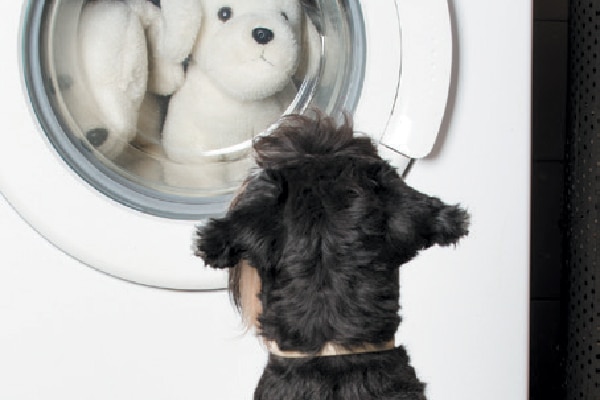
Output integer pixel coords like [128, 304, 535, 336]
[24, 0, 365, 218]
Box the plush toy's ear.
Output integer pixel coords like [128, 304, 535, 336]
[379, 165, 469, 263]
[195, 171, 283, 269]
[145, 0, 203, 94]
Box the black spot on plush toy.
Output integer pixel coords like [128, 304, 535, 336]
[196, 113, 469, 400]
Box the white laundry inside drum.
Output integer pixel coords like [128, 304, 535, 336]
[10, 0, 451, 290]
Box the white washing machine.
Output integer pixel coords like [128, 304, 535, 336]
[0, 0, 531, 399]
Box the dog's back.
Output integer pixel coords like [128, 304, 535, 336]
[197, 114, 469, 399]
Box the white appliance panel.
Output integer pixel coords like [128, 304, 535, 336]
[0, 1, 530, 399]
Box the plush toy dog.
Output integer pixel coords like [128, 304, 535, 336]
[160, 0, 319, 188]
[76, 0, 202, 159]
[196, 113, 469, 399]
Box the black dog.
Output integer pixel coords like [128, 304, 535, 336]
[196, 114, 469, 399]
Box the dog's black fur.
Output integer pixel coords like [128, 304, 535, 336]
[196, 114, 469, 399]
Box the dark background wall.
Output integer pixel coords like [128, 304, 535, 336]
[531, 0, 569, 399]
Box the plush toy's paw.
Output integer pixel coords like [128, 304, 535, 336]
[161, 156, 252, 189]
[147, 60, 185, 95]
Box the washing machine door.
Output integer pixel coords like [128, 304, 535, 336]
[0, 0, 451, 290]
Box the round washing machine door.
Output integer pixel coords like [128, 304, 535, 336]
[0, 0, 451, 290]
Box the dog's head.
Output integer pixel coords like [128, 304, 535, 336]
[196, 114, 469, 351]
[194, 0, 309, 101]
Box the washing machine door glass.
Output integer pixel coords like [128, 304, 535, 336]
[23, 0, 370, 219]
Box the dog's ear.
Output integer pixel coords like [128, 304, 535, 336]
[379, 165, 469, 263]
[195, 215, 243, 269]
[195, 171, 282, 269]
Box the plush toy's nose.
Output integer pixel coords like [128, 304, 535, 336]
[252, 27, 274, 45]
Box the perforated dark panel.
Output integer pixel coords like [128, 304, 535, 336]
[566, 1, 600, 399]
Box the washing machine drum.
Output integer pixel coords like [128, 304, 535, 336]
[4, 0, 451, 290]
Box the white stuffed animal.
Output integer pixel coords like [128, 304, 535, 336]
[75, 0, 202, 159]
[161, 0, 312, 167]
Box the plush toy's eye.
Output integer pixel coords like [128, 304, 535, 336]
[280, 12, 289, 21]
[218, 7, 233, 22]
